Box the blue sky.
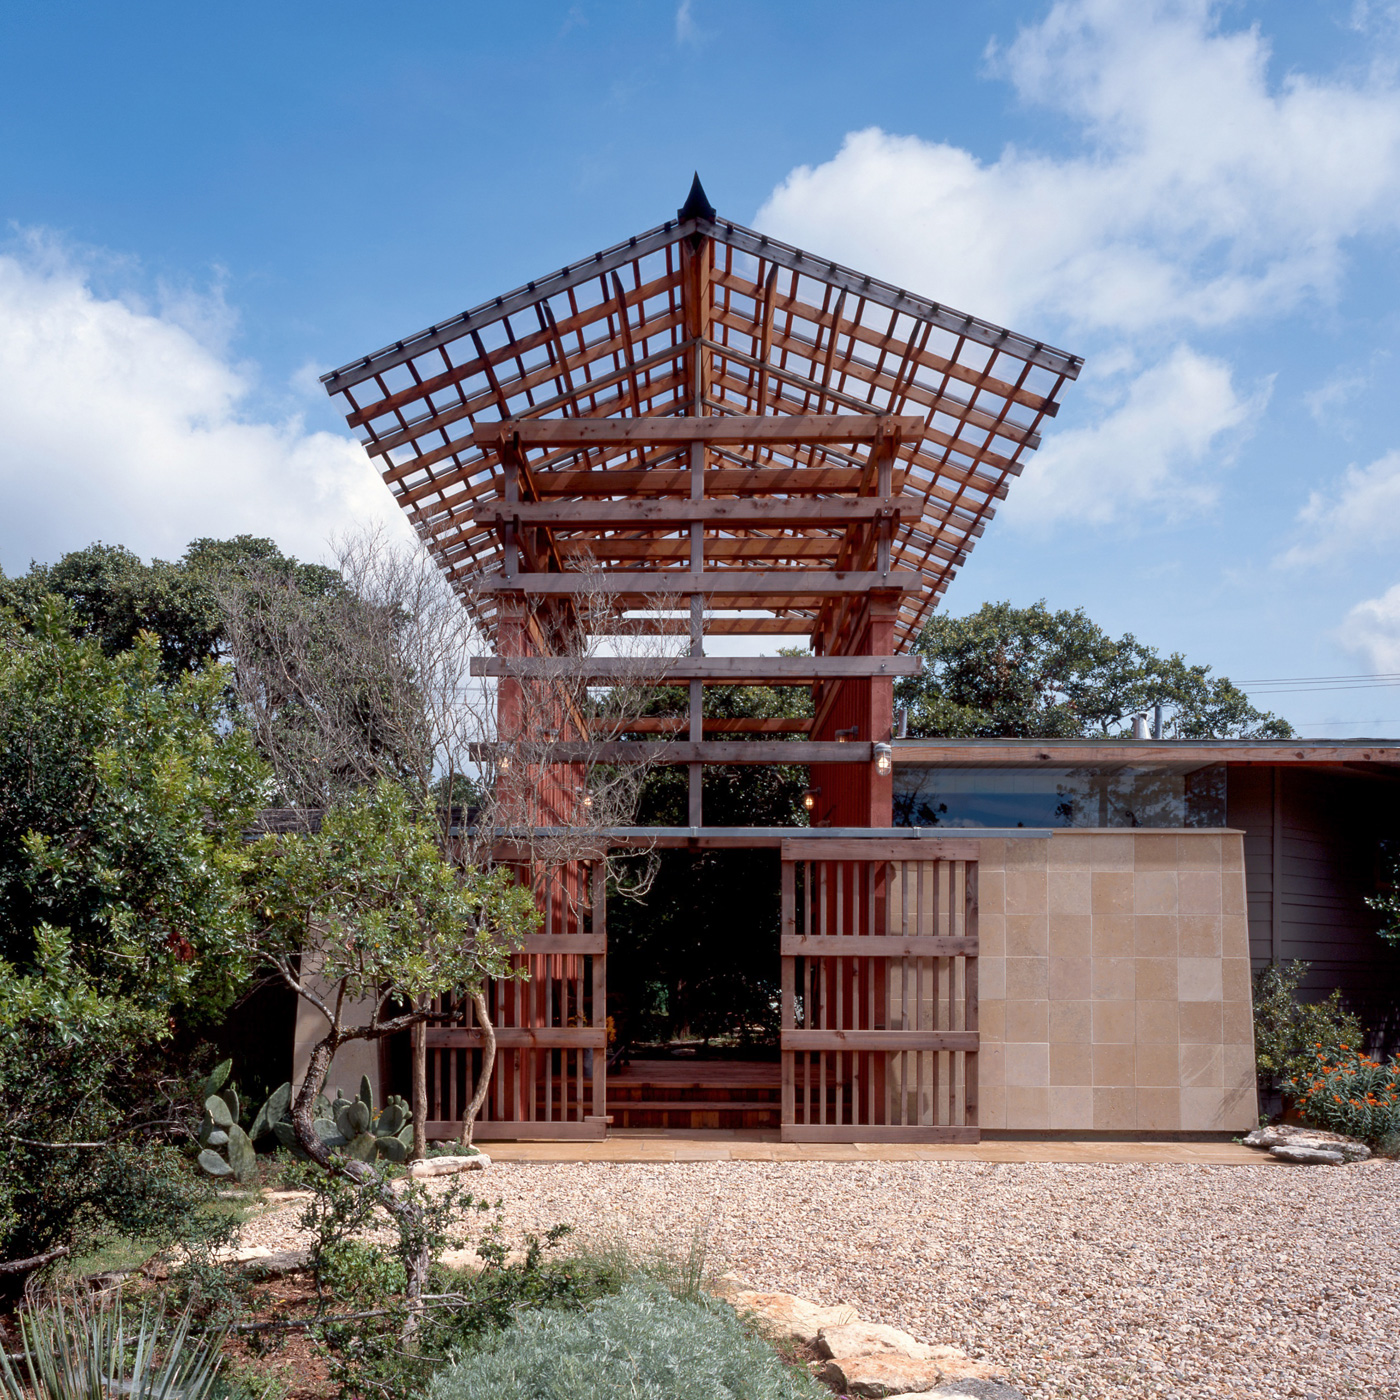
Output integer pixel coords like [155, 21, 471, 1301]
[2, 1, 1399, 734]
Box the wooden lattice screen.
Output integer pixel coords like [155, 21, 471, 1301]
[421, 862, 608, 1141]
[779, 839, 979, 1143]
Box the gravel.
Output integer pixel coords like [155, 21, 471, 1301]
[237, 1159, 1400, 1400]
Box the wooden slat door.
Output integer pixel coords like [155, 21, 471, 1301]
[779, 839, 979, 1143]
[422, 861, 609, 1140]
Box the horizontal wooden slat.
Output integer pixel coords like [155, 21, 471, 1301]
[475, 740, 872, 764]
[782, 1030, 978, 1052]
[471, 656, 922, 683]
[424, 1027, 607, 1049]
[476, 414, 925, 448]
[779, 1124, 979, 1144]
[474, 496, 915, 529]
[457, 1120, 608, 1141]
[780, 935, 978, 958]
[779, 838, 981, 861]
[483, 569, 924, 597]
[515, 935, 606, 955]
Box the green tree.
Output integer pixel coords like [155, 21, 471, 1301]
[895, 600, 1293, 739]
[0, 606, 266, 1293]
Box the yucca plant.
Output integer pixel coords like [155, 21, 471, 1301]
[0, 1296, 235, 1400]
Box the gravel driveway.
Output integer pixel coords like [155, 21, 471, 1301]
[240, 1158, 1400, 1399]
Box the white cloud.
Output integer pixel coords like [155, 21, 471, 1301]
[1341, 582, 1400, 672]
[1278, 449, 1400, 566]
[675, 0, 698, 46]
[1004, 346, 1264, 526]
[0, 236, 408, 573]
[756, 1, 1400, 336]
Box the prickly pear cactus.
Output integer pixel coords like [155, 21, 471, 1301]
[195, 1063, 257, 1185]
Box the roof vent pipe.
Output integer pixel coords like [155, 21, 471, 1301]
[1152, 703, 1164, 741]
[1132, 713, 1149, 740]
[896, 707, 909, 739]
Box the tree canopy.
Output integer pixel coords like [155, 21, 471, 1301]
[895, 600, 1293, 740]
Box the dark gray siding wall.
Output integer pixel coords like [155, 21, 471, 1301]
[1227, 765, 1400, 1044]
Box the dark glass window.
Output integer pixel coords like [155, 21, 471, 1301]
[892, 764, 1226, 829]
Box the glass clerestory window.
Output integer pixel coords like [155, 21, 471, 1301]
[893, 764, 1226, 829]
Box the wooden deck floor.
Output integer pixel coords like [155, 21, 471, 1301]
[484, 1131, 1268, 1165]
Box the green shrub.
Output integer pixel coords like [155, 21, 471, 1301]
[427, 1283, 827, 1400]
[1285, 1044, 1400, 1145]
[1253, 961, 1365, 1099]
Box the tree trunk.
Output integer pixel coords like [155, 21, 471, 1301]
[410, 1007, 428, 1160]
[460, 988, 496, 1148]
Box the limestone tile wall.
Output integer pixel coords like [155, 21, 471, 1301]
[975, 830, 1256, 1133]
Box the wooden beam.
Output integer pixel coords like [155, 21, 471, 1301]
[504, 466, 896, 498]
[425, 1027, 607, 1049]
[780, 935, 978, 957]
[620, 717, 812, 733]
[782, 1029, 978, 1052]
[476, 740, 874, 763]
[470, 655, 922, 682]
[780, 837, 981, 861]
[474, 496, 913, 529]
[482, 569, 924, 597]
[473, 414, 926, 448]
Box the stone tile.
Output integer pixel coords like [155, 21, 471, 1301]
[1050, 1041, 1093, 1085]
[1134, 915, 1179, 958]
[979, 956, 1006, 1001]
[1091, 957, 1135, 1001]
[1135, 957, 1178, 1002]
[978, 913, 1006, 958]
[1221, 957, 1252, 1003]
[1048, 870, 1093, 915]
[979, 999, 1006, 1044]
[1178, 870, 1223, 915]
[1005, 956, 1049, 1000]
[1004, 1042, 1050, 1088]
[1177, 833, 1222, 870]
[1048, 914, 1091, 957]
[1092, 1086, 1136, 1130]
[1179, 1000, 1223, 1044]
[1218, 1079, 1258, 1132]
[1133, 833, 1179, 870]
[1136, 1088, 1181, 1131]
[1048, 833, 1095, 870]
[1006, 914, 1049, 958]
[1092, 1002, 1135, 1051]
[1003, 838, 1049, 869]
[1049, 1085, 1094, 1130]
[1004, 1086, 1050, 1129]
[978, 1039, 1005, 1086]
[1181, 1087, 1231, 1131]
[1005, 869, 1048, 915]
[1179, 1043, 1224, 1089]
[1221, 1001, 1254, 1045]
[1005, 999, 1049, 1044]
[1179, 915, 1223, 959]
[1135, 1043, 1179, 1086]
[1179, 957, 1224, 1002]
[976, 839, 1006, 872]
[1089, 834, 1135, 871]
[1049, 957, 1091, 1001]
[1134, 871, 1178, 915]
[1092, 871, 1135, 914]
[1221, 834, 1245, 871]
[1090, 914, 1135, 957]
[1222, 871, 1247, 917]
[1222, 1043, 1256, 1091]
[1135, 1000, 1179, 1045]
[977, 1084, 1006, 1130]
[1048, 999, 1092, 1043]
[1221, 915, 1250, 959]
[978, 869, 1006, 914]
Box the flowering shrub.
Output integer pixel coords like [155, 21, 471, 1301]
[1286, 1044, 1400, 1144]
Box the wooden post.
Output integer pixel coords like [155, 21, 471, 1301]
[963, 862, 979, 1133]
[591, 860, 608, 1129]
[780, 858, 796, 1130]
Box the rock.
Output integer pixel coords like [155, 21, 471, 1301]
[1246, 1124, 1372, 1162]
[817, 1322, 939, 1361]
[408, 1152, 490, 1177]
[732, 1290, 859, 1344]
[820, 1353, 998, 1398]
[709, 1271, 751, 1302]
[1271, 1144, 1345, 1165]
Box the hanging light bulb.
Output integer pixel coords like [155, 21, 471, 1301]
[582, 793, 594, 811]
[802, 787, 819, 812]
[873, 742, 893, 777]
[498, 751, 512, 773]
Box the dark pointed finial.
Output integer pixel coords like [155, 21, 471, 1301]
[678, 173, 716, 223]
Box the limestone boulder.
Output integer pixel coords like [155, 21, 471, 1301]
[1245, 1124, 1371, 1162]
[816, 1322, 938, 1361]
[1271, 1143, 1346, 1165]
[819, 1351, 997, 1398]
[732, 1290, 859, 1344]
[408, 1152, 490, 1178]
[927, 1382, 1028, 1400]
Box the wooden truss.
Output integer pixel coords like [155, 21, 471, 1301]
[321, 179, 1082, 654]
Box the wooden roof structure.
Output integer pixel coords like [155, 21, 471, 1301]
[322, 178, 1082, 654]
